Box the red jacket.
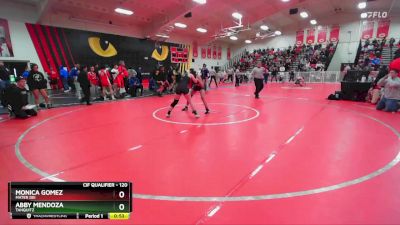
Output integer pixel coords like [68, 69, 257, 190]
[118, 65, 128, 78]
[88, 71, 98, 86]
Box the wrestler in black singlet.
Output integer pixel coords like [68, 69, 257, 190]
[175, 74, 190, 95]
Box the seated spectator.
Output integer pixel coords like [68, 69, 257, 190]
[128, 72, 143, 97]
[2, 76, 37, 119]
[371, 57, 381, 67]
[376, 69, 400, 112]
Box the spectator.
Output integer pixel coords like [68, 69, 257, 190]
[22, 65, 30, 79]
[154, 69, 168, 96]
[390, 37, 396, 48]
[201, 64, 209, 90]
[77, 65, 91, 105]
[394, 48, 400, 60]
[376, 69, 400, 112]
[117, 60, 128, 95]
[59, 65, 70, 92]
[98, 65, 115, 101]
[136, 67, 143, 82]
[0, 61, 10, 92]
[289, 70, 295, 82]
[87, 66, 99, 100]
[209, 66, 218, 88]
[48, 66, 59, 90]
[2, 76, 37, 118]
[128, 70, 143, 97]
[27, 63, 52, 109]
[69, 64, 79, 92]
[0, 37, 11, 57]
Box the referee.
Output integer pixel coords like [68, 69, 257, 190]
[252, 62, 265, 99]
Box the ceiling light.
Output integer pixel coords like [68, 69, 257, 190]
[156, 34, 170, 38]
[115, 8, 134, 15]
[360, 12, 368, 18]
[245, 40, 252, 44]
[310, 19, 317, 25]
[232, 12, 243, 19]
[174, 22, 187, 28]
[300, 11, 309, 18]
[193, 0, 206, 4]
[260, 25, 269, 31]
[358, 2, 367, 9]
[230, 36, 238, 40]
[281, 0, 290, 2]
[275, 31, 282, 35]
[196, 28, 207, 33]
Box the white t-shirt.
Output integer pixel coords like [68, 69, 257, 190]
[111, 68, 119, 80]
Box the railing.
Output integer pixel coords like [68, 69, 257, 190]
[222, 49, 247, 70]
[237, 71, 345, 83]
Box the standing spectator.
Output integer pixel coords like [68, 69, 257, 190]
[154, 68, 168, 97]
[235, 68, 241, 87]
[394, 48, 400, 60]
[166, 66, 175, 92]
[271, 66, 278, 82]
[48, 66, 59, 90]
[159, 65, 170, 92]
[88, 66, 98, 100]
[118, 60, 129, 94]
[201, 64, 209, 90]
[390, 38, 396, 48]
[263, 66, 269, 84]
[22, 65, 30, 79]
[289, 70, 295, 82]
[69, 64, 79, 92]
[209, 66, 218, 88]
[0, 37, 11, 57]
[77, 65, 91, 105]
[27, 63, 52, 109]
[59, 65, 70, 92]
[136, 67, 143, 85]
[110, 64, 120, 97]
[98, 66, 115, 101]
[226, 67, 234, 83]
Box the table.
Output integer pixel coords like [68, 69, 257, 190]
[341, 81, 372, 101]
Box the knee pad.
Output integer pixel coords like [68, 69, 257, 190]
[171, 99, 179, 108]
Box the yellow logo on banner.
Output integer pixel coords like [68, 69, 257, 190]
[88, 37, 117, 57]
[151, 46, 169, 61]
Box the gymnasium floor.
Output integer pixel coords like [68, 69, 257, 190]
[1, 83, 400, 224]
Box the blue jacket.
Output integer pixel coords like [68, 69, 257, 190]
[22, 70, 30, 78]
[59, 67, 69, 78]
[69, 67, 79, 77]
[129, 77, 142, 86]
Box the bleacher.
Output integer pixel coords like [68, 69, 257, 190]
[228, 42, 337, 73]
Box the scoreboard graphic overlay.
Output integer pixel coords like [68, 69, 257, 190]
[8, 182, 132, 220]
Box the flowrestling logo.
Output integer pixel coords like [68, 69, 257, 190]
[366, 11, 388, 19]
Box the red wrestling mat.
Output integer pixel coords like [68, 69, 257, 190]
[1, 83, 400, 224]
